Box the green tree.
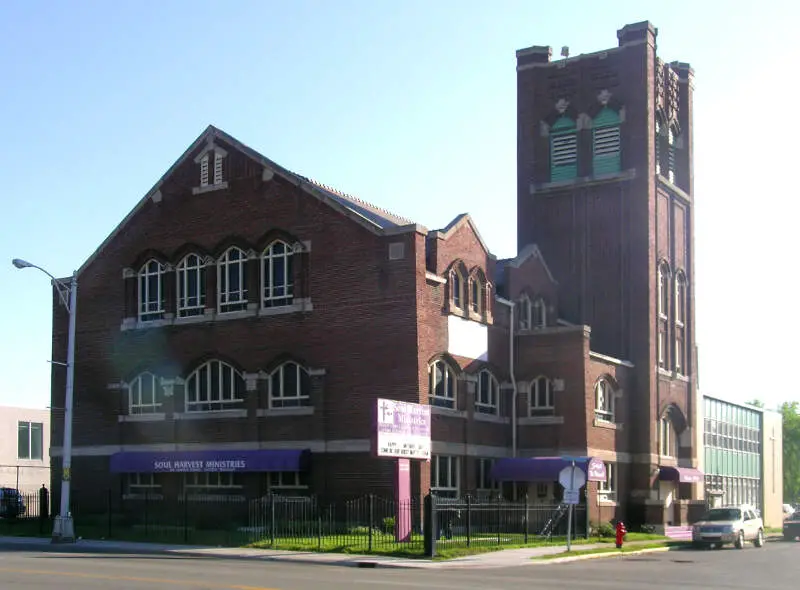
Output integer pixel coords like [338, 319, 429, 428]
[748, 399, 765, 408]
[782, 402, 800, 504]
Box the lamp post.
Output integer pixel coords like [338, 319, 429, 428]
[12, 258, 77, 543]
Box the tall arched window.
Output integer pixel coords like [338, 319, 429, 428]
[185, 359, 245, 412]
[475, 369, 499, 415]
[529, 376, 554, 416]
[138, 259, 165, 322]
[532, 297, 547, 328]
[218, 247, 249, 313]
[657, 262, 670, 369]
[269, 361, 310, 408]
[660, 414, 676, 457]
[262, 241, 294, 308]
[176, 254, 206, 318]
[129, 372, 161, 414]
[675, 270, 687, 374]
[517, 294, 532, 330]
[593, 107, 621, 175]
[594, 378, 615, 423]
[429, 359, 456, 409]
[470, 277, 481, 314]
[550, 116, 578, 181]
[451, 269, 464, 310]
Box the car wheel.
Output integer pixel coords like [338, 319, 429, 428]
[754, 529, 765, 548]
[735, 530, 745, 549]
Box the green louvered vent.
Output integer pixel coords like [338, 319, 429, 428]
[592, 107, 621, 175]
[550, 116, 577, 181]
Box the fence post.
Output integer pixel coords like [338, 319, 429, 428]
[584, 488, 590, 539]
[368, 494, 374, 553]
[466, 495, 471, 548]
[496, 494, 501, 545]
[144, 489, 149, 538]
[317, 507, 322, 550]
[423, 494, 437, 558]
[524, 494, 529, 544]
[107, 488, 112, 539]
[183, 490, 189, 544]
[38, 485, 49, 535]
[270, 494, 276, 548]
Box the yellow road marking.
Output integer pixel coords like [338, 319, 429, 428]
[0, 566, 278, 590]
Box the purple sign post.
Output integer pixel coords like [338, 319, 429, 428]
[375, 398, 431, 543]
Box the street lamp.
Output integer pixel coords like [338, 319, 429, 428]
[12, 258, 77, 543]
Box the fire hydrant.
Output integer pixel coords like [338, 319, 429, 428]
[615, 521, 627, 548]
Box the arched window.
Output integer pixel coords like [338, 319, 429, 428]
[532, 297, 547, 328]
[529, 376, 554, 416]
[218, 247, 248, 313]
[594, 378, 615, 423]
[593, 107, 621, 175]
[185, 360, 245, 412]
[470, 277, 481, 314]
[138, 259, 165, 322]
[269, 361, 310, 408]
[675, 271, 686, 327]
[658, 262, 671, 318]
[451, 269, 464, 310]
[660, 414, 675, 457]
[667, 126, 677, 183]
[675, 270, 687, 374]
[550, 116, 578, 181]
[129, 372, 161, 415]
[517, 294, 532, 330]
[475, 369, 499, 415]
[177, 254, 206, 318]
[429, 359, 456, 409]
[262, 241, 294, 308]
[658, 262, 670, 369]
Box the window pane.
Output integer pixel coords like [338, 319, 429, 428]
[283, 364, 298, 397]
[18, 422, 30, 459]
[30, 423, 43, 460]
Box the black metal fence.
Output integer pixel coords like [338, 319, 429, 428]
[0, 488, 51, 536]
[1, 488, 588, 557]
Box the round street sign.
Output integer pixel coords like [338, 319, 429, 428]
[558, 465, 586, 490]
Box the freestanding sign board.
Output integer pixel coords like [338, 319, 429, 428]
[376, 398, 431, 460]
[375, 399, 431, 543]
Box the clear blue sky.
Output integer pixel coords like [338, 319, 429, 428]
[1, 1, 796, 410]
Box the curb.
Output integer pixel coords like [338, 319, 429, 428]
[531, 544, 685, 565]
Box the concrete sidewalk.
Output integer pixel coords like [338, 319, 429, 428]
[0, 535, 686, 569]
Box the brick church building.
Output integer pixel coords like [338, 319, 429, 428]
[50, 21, 702, 528]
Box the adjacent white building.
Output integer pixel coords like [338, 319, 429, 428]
[0, 406, 50, 494]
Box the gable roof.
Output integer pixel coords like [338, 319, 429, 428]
[427, 213, 493, 258]
[495, 243, 558, 290]
[77, 125, 421, 276]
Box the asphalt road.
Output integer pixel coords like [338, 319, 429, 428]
[0, 541, 795, 589]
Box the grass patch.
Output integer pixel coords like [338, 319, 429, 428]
[534, 541, 682, 561]
[765, 527, 783, 534]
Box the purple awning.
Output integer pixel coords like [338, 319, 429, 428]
[109, 449, 310, 474]
[658, 466, 704, 483]
[490, 457, 607, 483]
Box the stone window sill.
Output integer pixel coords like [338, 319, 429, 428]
[474, 412, 509, 424]
[173, 409, 247, 420]
[519, 415, 564, 426]
[593, 418, 622, 430]
[431, 406, 467, 419]
[192, 182, 229, 195]
[119, 413, 166, 423]
[257, 407, 314, 417]
[121, 299, 313, 331]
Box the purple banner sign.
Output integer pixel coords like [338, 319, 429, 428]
[376, 398, 431, 460]
[109, 449, 308, 474]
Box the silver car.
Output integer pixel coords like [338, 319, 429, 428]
[692, 504, 765, 549]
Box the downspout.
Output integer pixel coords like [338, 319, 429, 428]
[496, 297, 518, 457]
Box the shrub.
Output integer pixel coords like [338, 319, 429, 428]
[382, 516, 395, 535]
[595, 522, 615, 538]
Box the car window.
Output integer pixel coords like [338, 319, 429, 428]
[703, 508, 742, 521]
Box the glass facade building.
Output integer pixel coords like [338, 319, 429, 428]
[702, 395, 762, 510]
